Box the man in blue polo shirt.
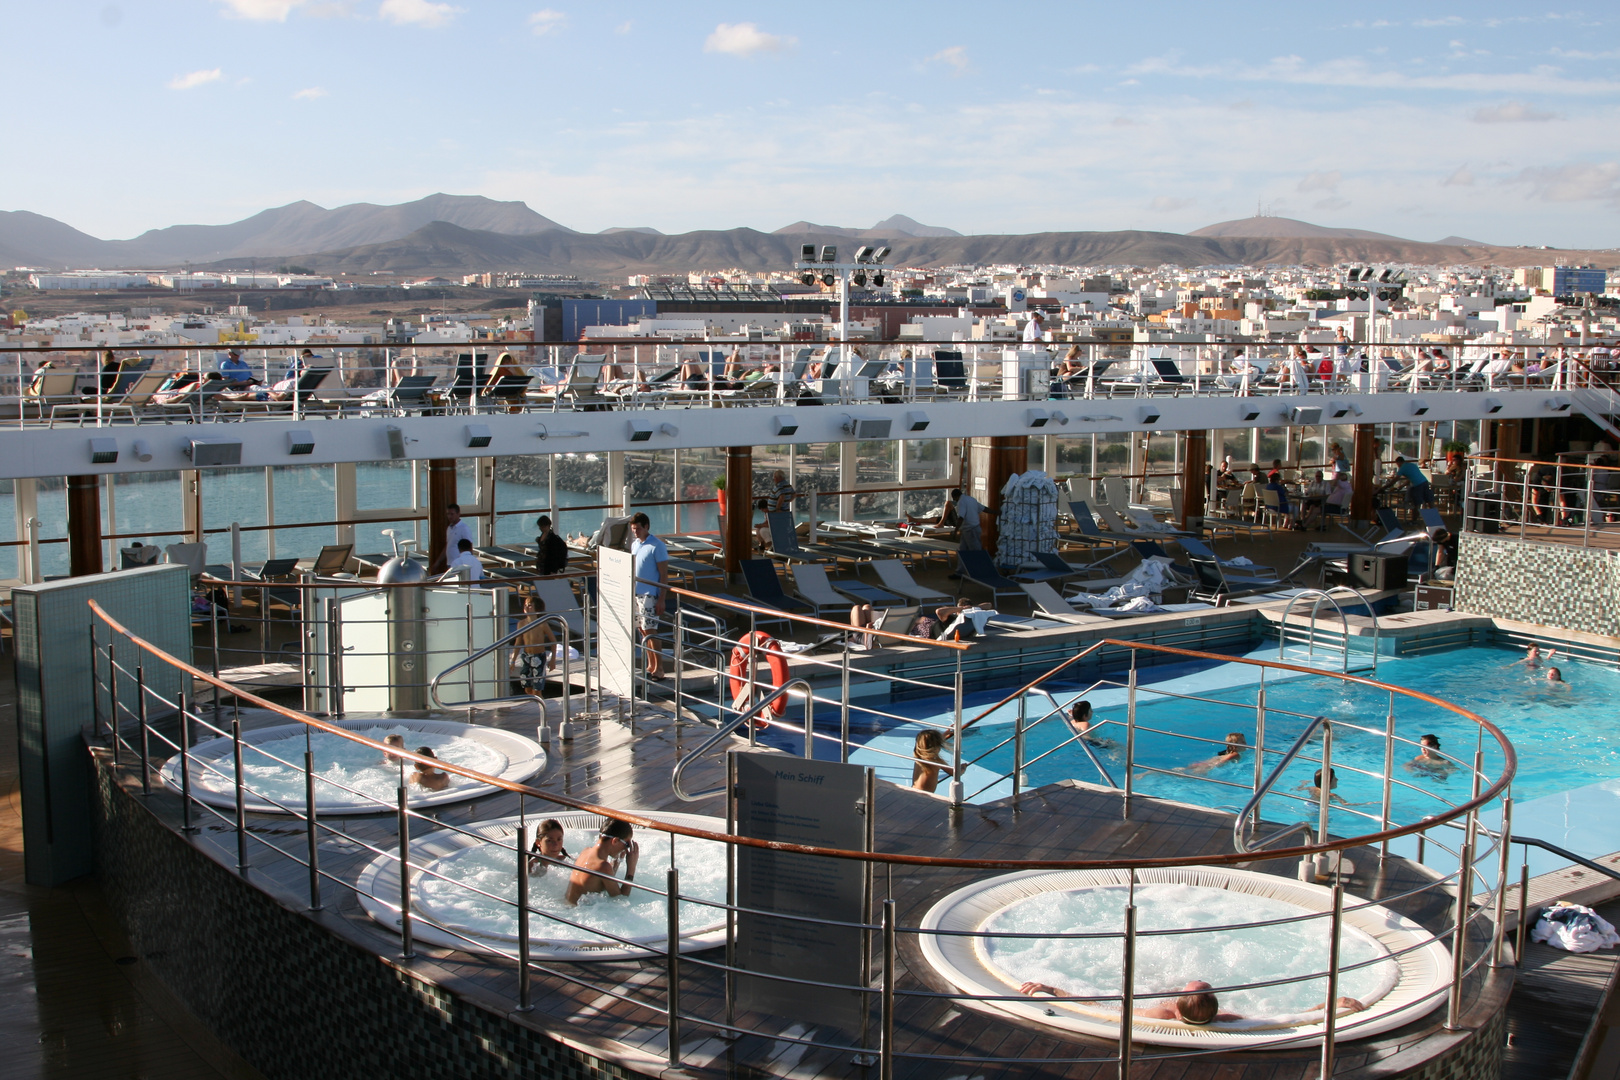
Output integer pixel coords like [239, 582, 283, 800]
[629, 512, 670, 679]
[219, 349, 256, 390]
[1381, 455, 1432, 523]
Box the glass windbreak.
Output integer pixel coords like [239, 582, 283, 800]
[200, 467, 269, 563]
[624, 449, 676, 535]
[552, 451, 608, 541]
[794, 443, 841, 523]
[852, 440, 899, 521]
[679, 447, 723, 534]
[111, 470, 186, 553]
[1025, 435, 1046, 473]
[358, 459, 413, 511]
[1053, 435, 1091, 478]
[1218, 429, 1252, 467]
[494, 454, 551, 547]
[32, 478, 68, 579]
[0, 480, 15, 579]
[271, 465, 340, 560]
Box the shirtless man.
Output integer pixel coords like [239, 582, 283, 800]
[1019, 979, 1363, 1023]
[1406, 733, 1455, 778]
[565, 818, 640, 904]
[1510, 643, 1556, 669]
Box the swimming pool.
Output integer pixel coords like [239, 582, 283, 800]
[849, 643, 1620, 870]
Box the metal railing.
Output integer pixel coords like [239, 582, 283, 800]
[1277, 585, 1380, 674]
[1463, 451, 1620, 549]
[87, 596, 1516, 1079]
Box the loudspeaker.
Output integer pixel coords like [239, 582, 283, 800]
[186, 439, 242, 467]
[1350, 552, 1408, 590]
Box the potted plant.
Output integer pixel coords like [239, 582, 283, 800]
[713, 476, 726, 519]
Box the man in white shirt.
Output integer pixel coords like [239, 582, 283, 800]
[434, 502, 476, 572]
[1022, 309, 1046, 343]
[445, 538, 485, 582]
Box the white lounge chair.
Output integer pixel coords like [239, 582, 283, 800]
[870, 560, 953, 606]
[1019, 582, 1112, 625]
[531, 578, 585, 637]
[790, 564, 857, 619]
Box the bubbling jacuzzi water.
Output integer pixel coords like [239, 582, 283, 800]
[196, 727, 507, 808]
[415, 828, 729, 945]
[984, 883, 1398, 1018]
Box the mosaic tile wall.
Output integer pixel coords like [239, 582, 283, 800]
[1453, 534, 1620, 636]
[92, 768, 633, 1080]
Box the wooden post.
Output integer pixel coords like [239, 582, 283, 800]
[1181, 429, 1207, 529]
[427, 459, 457, 572]
[1351, 425, 1377, 524]
[723, 446, 753, 580]
[67, 475, 103, 577]
[976, 436, 1027, 556]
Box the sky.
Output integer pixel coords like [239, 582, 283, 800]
[8, 1, 1620, 248]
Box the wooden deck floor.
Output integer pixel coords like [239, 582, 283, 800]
[117, 687, 1508, 1080]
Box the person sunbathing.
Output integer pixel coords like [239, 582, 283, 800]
[1019, 979, 1364, 1023]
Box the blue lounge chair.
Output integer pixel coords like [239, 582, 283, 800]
[957, 550, 1025, 606]
[740, 559, 811, 616]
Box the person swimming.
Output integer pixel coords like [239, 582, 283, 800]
[380, 733, 407, 765]
[1066, 700, 1117, 749]
[411, 746, 450, 792]
[1406, 733, 1455, 778]
[1183, 732, 1247, 774]
[526, 818, 570, 875]
[1511, 643, 1557, 669]
[1545, 666, 1569, 689]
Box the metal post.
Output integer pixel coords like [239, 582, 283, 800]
[1584, 462, 1595, 546]
[232, 711, 248, 873]
[880, 898, 895, 1080]
[1118, 899, 1136, 1080]
[178, 691, 196, 833]
[1252, 672, 1266, 803]
[861, 766, 876, 1058]
[137, 662, 151, 795]
[1317, 723, 1334, 875]
[1320, 883, 1345, 1079]
[840, 643, 852, 763]
[1515, 860, 1530, 968]
[948, 663, 964, 807]
[1123, 661, 1138, 819]
[803, 687, 814, 760]
[89, 622, 100, 736]
[398, 785, 415, 959]
[673, 609, 684, 720]
[108, 640, 119, 763]
[666, 866, 682, 1067]
[327, 598, 345, 718]
[516, 824, 532, 1010]
[305, 749, 321, 911]
[1446, 808, 1477, 1030]
[725, 752, 737, 1034]
[1013, 694, 1026, 802]
[1493, 796, 1513, 967]
[1380, 692, 1396, 860]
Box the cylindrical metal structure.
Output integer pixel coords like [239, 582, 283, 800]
[178, 691, 196, 834]
[665, 866, 682, 1067]
[1118, 901, 1136, 1079]
[305, 749, 321, 911]
[67, 474, 104, 577]
[517, 824, 532, 1011]
[1493, 795, 1514, 967]
[398, 784, 415, 959]
[137, 662, 151, 796]
[880, 898, 896, 1080]
[724, 446, 753, 577]
[232, 712, 247, 872]
[1320, 883, 1345, 1079]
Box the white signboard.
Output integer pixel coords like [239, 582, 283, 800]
[597, 546, 637, 699]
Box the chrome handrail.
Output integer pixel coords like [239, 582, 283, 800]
[671, 679, 811, 802]
[1233, 715, 1329, 854]
[1277, 586, 1377, 675]
[428, 612, 572, 715]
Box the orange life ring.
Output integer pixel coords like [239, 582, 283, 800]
[728, 631, 789, 720]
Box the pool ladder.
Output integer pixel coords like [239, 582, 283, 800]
[1277, 587, 1379, 675]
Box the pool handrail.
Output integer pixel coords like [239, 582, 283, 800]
[427, 611, 572, 718]
[670, 678, 813, 802]
[1233, 715, 1330, 854]
[1277, 585, 1379, 675]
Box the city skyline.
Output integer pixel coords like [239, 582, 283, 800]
[9, 1, 1619, 248]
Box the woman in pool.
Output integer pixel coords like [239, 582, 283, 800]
[412, 747, 451, 792]
[380, 733, 408, 765]
[1405, 733, 1455, 778]
[912, 729, 952, 793]
[527, 818, 571, 875]
[1066, 700, 1116, 749]
[1183, 732, 1247, 774]
[1545, 666, 1569, 689]
[1300, 768, 1358, 806]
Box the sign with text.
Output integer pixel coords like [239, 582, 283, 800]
[734, 752, 868, 1031]
[596, 546, 636, 699]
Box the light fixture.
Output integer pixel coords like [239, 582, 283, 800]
[853, 270, 867, 287]
[772, 415, 800, 437]
[186, 439, 243, 467]
[89, 438, 118, 464]
[1138, 405, 1161, 425]
[1327, 400, 1351, 419]
[1483, 397, 1504, 414]
[627, 418, 653, 442]
[1047, 409, 1070, 426]
[535, 424, 589, 440]
[286, 429, 315, 455]
[1348, 402, 1363, 417]
[1026, 408, 1050, 428]
[1409, 398, 1430, 416]
[819, 245, 837, 263]
[840, 415, 892, 439]
[800, 272, 816, 287]
[821, 272, 835, 287]
[131, 438, 153, 462]
[1238, 403, 1262, 422]
[872, 246, 890, 263]
[659, 422, 679, 437]
[1545, 395, 1572, 413]
[463, 424, 492, 448]
[800, 243, 816, 263]
[902, 411, 931, 433]
[385, 425, 409, 459]
[854, 245, 874, 263]
[1289, 406, 1323, 425]
[872, 272, 884, 287]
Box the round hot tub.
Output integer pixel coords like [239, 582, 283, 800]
[919, 867, 1451, 1048]
[159, 717, 546, 814]
[357, 811, 730, 960]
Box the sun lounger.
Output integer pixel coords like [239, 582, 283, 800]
[870, 560, 953, 606]
[741, 559, 812, 616]
[1019, 582, 1114, 625]
[531, 577, 585, 637]
[957, 550, 1026, 606]
[790, 565, 858, 619]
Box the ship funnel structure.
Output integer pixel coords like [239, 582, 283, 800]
[377, 529, 429, 711]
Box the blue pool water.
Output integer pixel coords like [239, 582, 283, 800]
[843, 643, 1620, 873]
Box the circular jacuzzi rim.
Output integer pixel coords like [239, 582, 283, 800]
[158, 717, 547, 814]
[355, 810, 732, 961]
[917, 866, 1453, 1049]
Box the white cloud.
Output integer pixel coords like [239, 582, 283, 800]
[1414, 16, 1465, 27]
[168, 68, 224, 90]
[1314, 196, 1351, 211]
[1150, 196, 1196, 212]
[528, 9, 566, 36]
[703, 23, 795, 57]
[615, 20, 632, 34]
[1511, 162, 1620, 205]
[1297, 170, 1341, 193]
[1443, 164, 1476, 186]
[378, 0, 460, 29]
[293, 86, 327, 100]
[1126, 52, 1620, 96]
[214, 0, 308, 19]
[1471, 102, 1560, 123]
[925, 46, 971, 76]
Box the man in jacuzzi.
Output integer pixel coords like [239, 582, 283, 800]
[1018, 979, 1364, 1023]
[565, 818, 641, 904]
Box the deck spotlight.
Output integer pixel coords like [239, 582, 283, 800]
[1026, 408, 1050, 428]
[1327, 400, 1352, 419]
[800, 243, 816, 263]
[1483, 397, 1504, 414]
[1289, 406, 1323, 425]
[627, 418, 653, 442]
[872, 246, 890, 263]
[1138, 405, 1161, 426]
[854, 245, 874, 263]
[772, 415, 800, 437]
[131, 438, 153, 462]
[1409, 398, 1430, 417]
[819, 245, 837, 263]
[1545, 395, 1572, 412]
[1238, 403, 1262, 422]
[800, 272, 816, 287]
[1348, 402, 1363, 417]
[88, 437, 118, 464]
[853, 271, 867, 287]
[286, 429, 315, 455]
[1047, 409, 1069, 426]
[822, 272, 835, 287]
[872, 272, 885, 287]
[902, 411, 931, 433]
[659, 422, 680, 437]
[464, 424, 493, 448]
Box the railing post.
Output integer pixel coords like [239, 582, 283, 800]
[1380, 691, 1396, 861]
[1493, 795, 1513, 967]
[1515, 860, 1530, 968]
[672, 609, 684, 721]
[1320, 883, 1345, 1080]
[136, 661, 151, 795]
[1446, 807, 1477, 1030]
[89, 621, 101, 737]
[178, 691, 197, 834]
[725, 752, 737, 1035]
[232, 710, 248, 873]
[327, 598, 344, 718]
[803, 686, 814, 760]
[948, 662, 964, 807]
[516, 824, 532, 1010]
[880, 897, 895, 1080]
[1012, 693, 1025, 803]
[1123, 660, 1137, 819]
[666, 866, 682, 1067]
[840, 642, 852, 764]
[1118, 894, 1136, 1080]
[1316, 722, 1334, 875]
[108, 640, 120, 763]
[1584, 462, 1595, 546]
[398, 785, 415, 959]
[1251, 672, 1266, 812]
[305, 749, 322, 911]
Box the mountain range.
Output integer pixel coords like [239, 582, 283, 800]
[1, 196, 1609, 276]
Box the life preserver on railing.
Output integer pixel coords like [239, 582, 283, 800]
[728, 631, 789, 724]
